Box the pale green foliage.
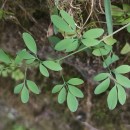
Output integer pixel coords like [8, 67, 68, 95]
[94, 78, 110, 94]
[0, 49, 11, 63]
[51, 15, 75, 33]
[104, 36, 117, 45]
[27, 80, 40, 94]
[67, 92, 78, 112]
[94, 73, 110, 81]
[55, 39, 78, 52]
[58, 87, 66, 104]
[114, 65, 130, 74]
[52, 78, 84, 112]
[39, 63, 49, 77]
[0, 9, 130, 112]
[121, 43, 130, 54]
[60, 10, 76, 30]
[14, 83, 23, 94]
[67, 78, 84, 85]
[22, 33, 37, 54]
[52, 85, 63, 93]
[42, 61, 62, 71]
[107, 86, 117, 110]
[21, 86, 29, 103]
[115, 74, 130, 88]
[117, 84, 126, 105]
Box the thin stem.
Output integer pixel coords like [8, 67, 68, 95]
[98, 47, 112, 73]
[57, 22, 130, 62]
[61, 71, 65, 83]
[23, 67, 27, 84]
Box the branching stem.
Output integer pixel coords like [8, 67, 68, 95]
[57, 22, 130, 62]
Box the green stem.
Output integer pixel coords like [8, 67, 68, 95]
[23, 67, 27, 85]
[57, 22, 130, 61]
[104, 0, 113, 34]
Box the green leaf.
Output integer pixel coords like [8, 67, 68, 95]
[92, 44, 112, 56]
[48, 36, 61, 45]
[25, 58, 35, 64]
[82, 38, 100, 47]
[83, 28, 104, 38]
[111, 5, 124, 16]
[116, 74, 130, 88]
[94, 73, 110, 81]
[94, 78, 110, 94]
[121, 18, 130, 24]
[65, 40, 79, 52]
[27, 80, 40, 94]
[22, 33, 37, 54]
[15, 49, 35, 64]
[43, 61, 62, 71]
[67, 78, 84, 85]
[14, 83, 23, 94]
[51, 15, 74, 33]
[17, 49, 35, 59]
[104, 36, 117, 45]
[103, 54, 119, 68]
[55, 39, 78, 52]
[0, 49, 11, 63]
[58, 87, 66, 104]
[123, 4, 130, 12]
[39, 63, 49, 77]
[103, 56, 112, 68]
[127, 25, 130, 33]
[107, 86, 117, 110]
[121, 43, 130, 54]
[114, 65, 130, 74]
[67, 92, 78, 112]
[60, 10, 76, 30]
[111, 54, 119, 62]
[21, 86, 29, 103]
[52, 84, 63, 93]
[117, 84, 126, 105]
[68, 85, 84, 98]
[92, 48, 108, 56]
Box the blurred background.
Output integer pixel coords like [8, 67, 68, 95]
[0, 0, 130, 130]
